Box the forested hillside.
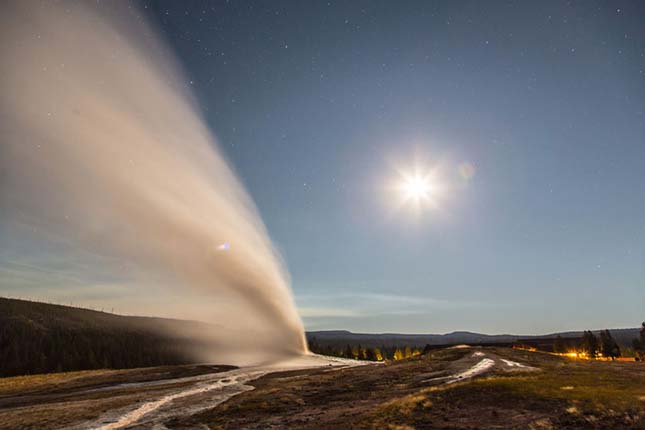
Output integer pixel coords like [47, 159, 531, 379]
[0, 298, 203, 377]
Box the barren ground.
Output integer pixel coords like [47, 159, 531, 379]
[0, 348, 643, 430]
[169, 348, 645, 430]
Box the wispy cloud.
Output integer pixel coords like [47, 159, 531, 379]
[294, 290, 488, 323]
[297, 307, 362, 318]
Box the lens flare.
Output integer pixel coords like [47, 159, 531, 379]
[458, 162, 476, 181]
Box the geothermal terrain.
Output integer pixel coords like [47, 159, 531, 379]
[2, 3, 643, 430]
[0, 345, 643, 430]
[1, 299, 644, 430]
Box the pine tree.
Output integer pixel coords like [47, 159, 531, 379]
[553, 335, 565, 353]
[307, 337, 319, 354]
[365, 348, 377, 361]
[633, 322, 645, 361]
[581, 330, 599, 358]
[374, 347, 384, 361]
[600, 330, 621, 359]
[344, 344, 354, 359]
[380, 344, 388, 360]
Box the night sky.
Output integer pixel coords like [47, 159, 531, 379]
[3, 1, 645, 334]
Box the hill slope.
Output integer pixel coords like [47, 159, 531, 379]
[0, 298, 206, 377]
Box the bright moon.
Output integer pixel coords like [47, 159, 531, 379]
[392, 166, 442, 212]
[401, 175, 433, 202]
[388, 158, 443, 214]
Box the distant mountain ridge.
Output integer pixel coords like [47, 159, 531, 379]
[306, 327, 640, 349]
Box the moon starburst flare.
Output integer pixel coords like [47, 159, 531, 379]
[392, 164, 443, 214]
[401, 175, 433, 202]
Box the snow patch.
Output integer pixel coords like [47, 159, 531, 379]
[87, 355, 364, 430]
[446, 358, 495, 384]
[500, 358, 532, 369]
[92, 370, 259, 430]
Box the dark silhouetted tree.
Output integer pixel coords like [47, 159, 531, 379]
[380, 344, 388, 360]
[307, 337, 319, 353]
[344, 344, 354, 359]
[356, 344, 365, 360]
[581, 330, 598, 358]
[553, 335, 566, 353]
[599, 330, 620, 359]
[633, 322, 645, 361]
[374, 347, 384, 361]
[365, 348, 377, 361]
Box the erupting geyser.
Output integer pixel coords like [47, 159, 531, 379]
[0, 2, 307, 363]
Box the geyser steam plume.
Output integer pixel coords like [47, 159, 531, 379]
[0, 2, 307, 363]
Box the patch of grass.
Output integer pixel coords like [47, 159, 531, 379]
[366, 356, 644, 430]
[472, 367, 643, 411]
[0, 364, 232, 400]
[490, 348, 645, 410]
[0, 369, 115, 396]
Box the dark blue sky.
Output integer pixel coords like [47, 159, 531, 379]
[3, 1, 644, 334]
[145, 0, 645, 333]
[133, 0, 645, 334]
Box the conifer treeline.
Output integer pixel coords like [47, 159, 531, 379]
[552, 329, 621, 358]
[552, 324, 645, 360]
[631, 322, 645, 360]
[0, 298, 195, 377]
[309, 323, 645, 361]
[306, 337, 429, 361]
